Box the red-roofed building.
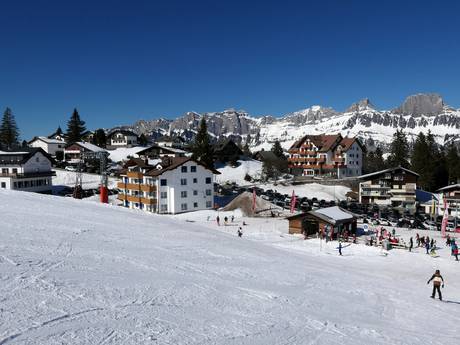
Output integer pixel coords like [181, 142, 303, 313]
[288, 134, 364, 178]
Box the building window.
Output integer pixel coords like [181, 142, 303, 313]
[181, 166, 187, 173]
[180, 178, 187, 185]
[194, 202, 198, 208]
[205, 189, 212, 196]
[160, 204, 168, 212]
[193, 178, 197, 183]
[181, 191, 187, 198]
[1, 182, 5, 188]
[1, 168, 7, 174]
[12, 168, 17, 174]
[206, 201, 212, 208]
[36, 157, 39, 162]
[191, 166, 196, 173]
[13, 182, 17, 189]
[181, 203, 187, 211]
[205, 177, 211, 184]
[160, 179, 167, 186]
[193, 190, 198, 196]
[161, 191, 167, 199]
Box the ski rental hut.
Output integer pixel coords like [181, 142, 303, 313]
[287, 206, 357, 238]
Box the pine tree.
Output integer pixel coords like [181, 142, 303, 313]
[92, 129, 107, 148]
[411, 132, 430, 189]
[261, 160, 274, 181]
[387, 130, 410, 168]
[271, 140, 284, 159]
[66, 108, 86, 143]
[138, 133, 148, 146]
[0, 107, 19, 150]
[374, 147, 386, 170]
[191, 118, 214, 168]
[445, 142, 460, 184]
[363, 146, 386, 173]
[55, 126, 63, 137]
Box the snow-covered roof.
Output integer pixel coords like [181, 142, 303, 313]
[359, 166, 419, 180]
[314, 206, 354, 221]
[437, 184, 460, 192]
[74, 142, 107, 152]
[35, 136, 65, 144]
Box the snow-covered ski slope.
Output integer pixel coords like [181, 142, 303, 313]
[1, 190, 459, 344]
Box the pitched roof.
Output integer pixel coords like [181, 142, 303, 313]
[359, 166, 419, 180]
[437, 184, 460, 192]
[145, 157, 220, 176]
[254, 151, 279, 161]
[289, 134, 342, 152]
[65, 142, 107, 153]
[0, 148, 54, 165]
[29, 136, 65, 145]
[339, 137, 364, 152]
[107, 129, 139, 138]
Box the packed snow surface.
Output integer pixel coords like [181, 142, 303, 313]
[1, 190, 460, 344]
[53, 169, 117, 189]
[107, 146, 145, 163]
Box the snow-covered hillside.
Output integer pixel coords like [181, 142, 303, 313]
[1, 190, 459, 344]
[116, 93, 460, 150]
[53, 169, 117, 189]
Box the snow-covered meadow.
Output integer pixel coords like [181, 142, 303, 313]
[1, 190, 459, 344]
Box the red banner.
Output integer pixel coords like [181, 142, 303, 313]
[290, 190, 297, 213]
[441, 195, 448, 238]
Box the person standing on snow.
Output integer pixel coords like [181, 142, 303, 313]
[338, 241, 343, 256]
[425, 241, 430, 254]
[427, 270, 444, 300]
[416, 233, 420, 247]
[451, 243, 459, 261]
[216, 215, 220, 226]
[237, 227, 243, 238]
[409, 237, 413, 252]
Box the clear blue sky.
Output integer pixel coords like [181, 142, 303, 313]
[1, 0, 460, 139]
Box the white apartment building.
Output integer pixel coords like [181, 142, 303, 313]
[0, 148, 55, 193]
[28, 136, 66, 156]
[117, 157, 219, 214]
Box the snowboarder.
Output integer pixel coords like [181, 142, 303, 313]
[338, 241, 343, 256]
[427, 270, 444, 300]
[216, 216, 220, 226]
[409, 237, 413, 252]
[237, 227, 243, 238]
[425, 241, 430, 254]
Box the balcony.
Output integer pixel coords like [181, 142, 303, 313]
[0, 171, 56, 179]
[141, 197, 157, 205]
[141, 184, 157, 192]
[288, 157, 307, 163]
[127, 171, 143, 178]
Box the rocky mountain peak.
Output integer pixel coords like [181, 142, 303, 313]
[346, 98, 375, 112]
[393, 93, 444, 116]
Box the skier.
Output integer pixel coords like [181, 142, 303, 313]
[231, 215, 235, 223]
[338, 241, 343, 256]
[416, 233, 420, 247]
[224, 216, 228, 226]
[425, 240, 430, 255]
[430, 238, 434, 249]
[446, 235, 451, 247]
[237, 227, 243, 238]
[452, 243, 459, 261]
[216, 215, 220, 226]
[409, 237, 413, 252]
[427, 270, 444, 300]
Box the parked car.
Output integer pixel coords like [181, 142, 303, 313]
[65, 165, 77, 172]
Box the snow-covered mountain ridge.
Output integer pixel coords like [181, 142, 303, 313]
[114, 93, 460, 150]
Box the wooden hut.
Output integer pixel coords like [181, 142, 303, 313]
[287, 206, 357, 238]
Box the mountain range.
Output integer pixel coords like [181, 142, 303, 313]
[112, 93, 460, 151]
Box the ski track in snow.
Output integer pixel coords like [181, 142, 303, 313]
[0, 190, 459, 344]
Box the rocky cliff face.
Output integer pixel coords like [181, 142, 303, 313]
[112, 93, 460, 149]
